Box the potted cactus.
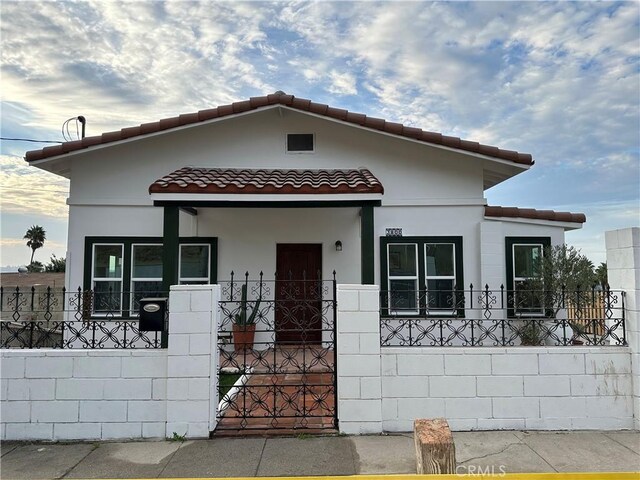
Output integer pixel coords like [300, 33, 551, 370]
[232, 284, 261, 351]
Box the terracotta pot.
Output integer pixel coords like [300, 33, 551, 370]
[232, 324, 256, 351]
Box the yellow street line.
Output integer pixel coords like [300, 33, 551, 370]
[91, 473, 640, 480]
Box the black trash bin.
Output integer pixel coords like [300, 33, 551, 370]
[139, 297, 168, 332]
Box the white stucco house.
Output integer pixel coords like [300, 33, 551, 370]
[12, 91, 639, 440]
[25, 91, 585, 312]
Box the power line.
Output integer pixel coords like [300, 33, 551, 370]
[1, 187, 69, 193]
[1, 137, 61, 144]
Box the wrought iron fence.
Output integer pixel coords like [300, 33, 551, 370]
[0, 286, 166, 349]
[215, 271, 337, 432]
[380, 284, 625, 347]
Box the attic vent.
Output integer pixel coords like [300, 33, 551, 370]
[287, 133, 314, 153]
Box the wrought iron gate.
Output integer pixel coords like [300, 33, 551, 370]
[214, 272, 337, 434]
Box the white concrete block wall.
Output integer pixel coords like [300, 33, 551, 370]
[1, 284, 221, 441]
[336, 284, 382, 434]
[381, 347, 634, 431]
[166, 284, 219, 439]
[338, 282, 634, 433]
[0, 349, 168, 441]
[606, 227, 640, 429]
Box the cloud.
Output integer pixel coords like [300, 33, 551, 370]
[1, 237, 66, 249]
[0, 1, 637, 265]
[0, 155, 69, 218]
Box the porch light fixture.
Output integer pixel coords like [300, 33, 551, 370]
[335, 241, 343, 252]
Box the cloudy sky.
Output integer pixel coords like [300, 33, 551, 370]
[1, 0, 638, 270]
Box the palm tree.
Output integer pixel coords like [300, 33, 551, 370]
[24, 225, 46, 264]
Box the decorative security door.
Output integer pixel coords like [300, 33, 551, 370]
[275, 244, 323, 344]
[214, 270, 337, 434]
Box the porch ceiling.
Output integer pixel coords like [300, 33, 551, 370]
[149, 167, 384, 195]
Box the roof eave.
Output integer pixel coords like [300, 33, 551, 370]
[25, 104, 283, 168]
[484, 215, 585, 231]
[25, 102, 533, 170]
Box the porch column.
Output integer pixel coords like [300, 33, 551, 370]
[361, 205, 375, 284]
[162, 205, 180, 292]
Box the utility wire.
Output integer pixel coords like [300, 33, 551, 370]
[1, 137, 61, 144]
[1, 187, 69, 193]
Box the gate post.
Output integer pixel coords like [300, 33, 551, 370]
[166, 284, 219, 438]
[336, 284, 383, 434]
[606, 227, 640, 429]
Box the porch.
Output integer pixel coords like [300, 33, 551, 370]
[150, 167, 383, 294]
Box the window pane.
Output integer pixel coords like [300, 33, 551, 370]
[388, 244, 417, 276]
[179, 280, 208, 285]
[426, 279, 456, 309]
[133, 245, 163, 278]
[514, 245, 541, 278]
[389, 279, 417, 311]
[131, 280, 164, 312]
[514, 280, 544, 313]
[425, 244, 454, 277]
[180, 245, 209, 278]
[93, 281, 121, 313]
[94, 245, 123, 278]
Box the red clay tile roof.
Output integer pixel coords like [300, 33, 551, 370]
[149, 167, 384, 195]
[485, 205, 586, 224]
[25, 92, 533, 166]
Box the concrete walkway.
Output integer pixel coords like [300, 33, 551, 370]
[1, 431, 638, 479]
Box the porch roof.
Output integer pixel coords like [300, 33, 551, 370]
[149, 167, 384, 195]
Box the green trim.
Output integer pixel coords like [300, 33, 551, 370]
[505, 236, 551, 317]
[505, 236, 552, 291]
[83, 235, 218, 318]
[380, 236, 464, 316]
[153, 200, 382, 208]
[162, 206, 180, 294]
[361, 205, 375, 284]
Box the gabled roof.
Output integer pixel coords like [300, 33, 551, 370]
[485, 205, 586, 224]
[149, 167, 384, 195]
[25, 91, 533, 166]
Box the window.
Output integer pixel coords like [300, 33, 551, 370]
[84, 237, 217, 317]
[130, 244, 163, 312]
[92, 244, 124, 315]
[505, 237, 550, 315]
[179, 244, 210, 284]
[425, 243, 457, 311]
[381, 236, 464, 316]
[387, 244, 418, 313]
[286, 133, 314, 152]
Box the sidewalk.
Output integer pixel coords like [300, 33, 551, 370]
[1, 431, 638, 479]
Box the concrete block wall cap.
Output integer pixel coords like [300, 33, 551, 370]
[128, 350, 168, 357]
[337, 284, 380, 290]
[170, 284, 218, 291]
[1, 350, 54, 358]
[82, 350, 133, 357]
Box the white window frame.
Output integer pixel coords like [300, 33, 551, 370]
[178, 243, 211, 284]
[387, 243, 419, 315]
[424, 242, 457, 315]
[91, 243, 124, 317]
[285, 133, 315, 154]
[512, 243, 545, 316]
[130, 243, 163, 313]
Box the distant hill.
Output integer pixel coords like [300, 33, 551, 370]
[1, 272, 66, 289]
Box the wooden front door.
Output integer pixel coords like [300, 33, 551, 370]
[275, 244, 322, 344]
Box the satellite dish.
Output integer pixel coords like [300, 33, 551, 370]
[17, 266, 28, 274]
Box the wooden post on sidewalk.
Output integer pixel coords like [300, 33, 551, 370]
[414, 418, 456, 474]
